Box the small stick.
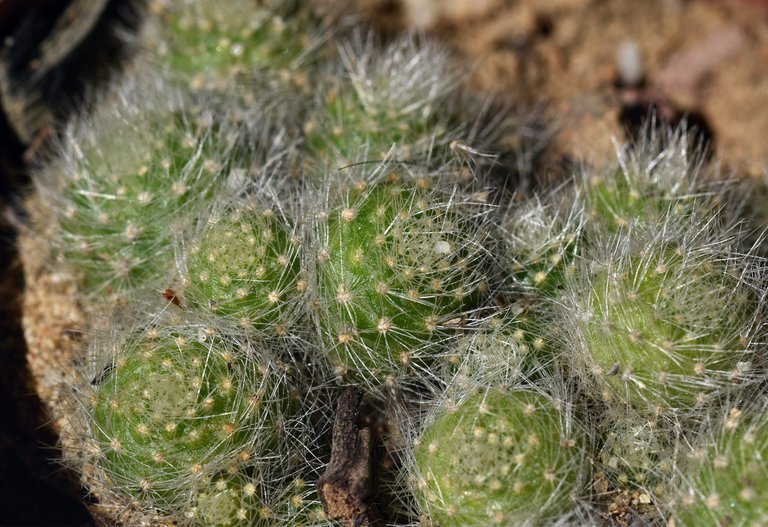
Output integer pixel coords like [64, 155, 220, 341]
[318, 387, 375, 527]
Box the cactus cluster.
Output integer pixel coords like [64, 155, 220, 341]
[23, 2, 768, 526]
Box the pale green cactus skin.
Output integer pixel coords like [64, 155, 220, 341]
[313, 177, 491, 385]
[184, 207, 303, 336]
[55, 110, 225, 297]
[413, 389, 585, 526]
[90, 324, 280, 508]
[674, 408, 768, 527]
[562, 223, 760, 416]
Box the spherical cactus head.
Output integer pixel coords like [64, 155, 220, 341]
[313, 175, 492, 387]
[581, 127, 717, 233]
[89, 323, 277, 507]
[51, 83, 226, 298]
[560, 222, 762, 417]
[156, 0, 316, 90]
[413, 388, 585, 526]
[448, 306, 555, 387]
[303, 36, 460, 171]
[184, 205, 303, 336]
[675, 405, 768, 526]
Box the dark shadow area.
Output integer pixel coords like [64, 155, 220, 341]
[0, 1, 146, 524]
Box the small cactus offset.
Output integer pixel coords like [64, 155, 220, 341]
[499, 185, 584, 295]
[595, 406, 682, 498]
[78, 320, 293, 508]
[408, 386, 587, 526]
[581, 129, 722, 233]
[310, 168, 494, 388]
[153, 0, 322, 94]
[448, 306, 555, 386]
[302, 34, 497, 174]
[182, 201, 304, 337]
[37, 74, 230, 299]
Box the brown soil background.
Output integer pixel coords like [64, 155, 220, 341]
[2, 0, 768, 525]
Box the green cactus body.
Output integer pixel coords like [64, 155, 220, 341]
[158, 0, 316, 92]
[582, 131, 715, 234]
[91, 326, 275, 506]
[414, 389, 584, 526]
[58, 115, 223, 297]
[501, 193, 582, 295]
[184, 208, 302, 335]
[567, 237, 757, 415]
[304, 85, 447, 169]
[585, 173, 677, 231]
[315, 180, 489, 383]
[675, 409, 768, 527]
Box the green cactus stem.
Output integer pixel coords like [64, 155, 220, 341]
[184, 206, 303, 336]
[561, 222, 762, 416]
[88, 323, 281, 508]
[313, 177, 491, 386]
[413, 388, 585, 526]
